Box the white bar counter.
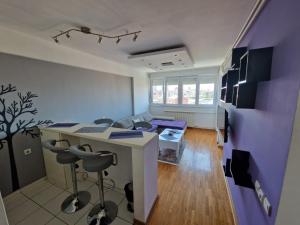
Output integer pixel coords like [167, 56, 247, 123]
[40, 124, 158, 224]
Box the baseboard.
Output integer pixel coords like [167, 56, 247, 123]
[133, 195, 159, 225]
[221, 162, 238, 225]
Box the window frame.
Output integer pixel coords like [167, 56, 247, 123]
[198, 82, 216, 106]
[165, 78, 180, 105]
[150, 78, 165, 105]
[150, 75, 217, 107]
[181, 77, 198, 106]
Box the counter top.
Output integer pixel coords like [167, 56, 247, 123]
[40, 124, 157, 149]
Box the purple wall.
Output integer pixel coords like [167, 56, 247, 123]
[223, 0, 300, 224]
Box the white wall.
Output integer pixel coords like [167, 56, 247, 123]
[133, 75, 150, 115]
[275, 90, 300, 225]
[149, 66, 219, 129]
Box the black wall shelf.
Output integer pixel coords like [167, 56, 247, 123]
[223, 158, 232, 177]
[231, 47, 248, 69]
[233, 83, 257, 109]
[221, 72, 228, 88]
[230, 149, 254, 189]
[225, 69, 239, 103]
[221, 88, 226, 101]
[220, 46, 273, 109]
[239, 47, 273, 83]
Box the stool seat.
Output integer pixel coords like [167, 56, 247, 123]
[57, 152, 79, 164]
[83, 156, 113, 172]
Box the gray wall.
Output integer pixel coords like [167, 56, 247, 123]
[0, 128, 45, 196]
[0, 53, 133, 123]
[0, 52, 133, 195]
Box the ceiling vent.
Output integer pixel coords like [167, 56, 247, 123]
[128, 46, 193, 72]
[161, 62, 174, 66]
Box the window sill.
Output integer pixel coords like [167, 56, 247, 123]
[150, 103, 216, 108]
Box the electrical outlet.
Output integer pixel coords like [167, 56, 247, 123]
[24, 148, 32, 156]
[257, 189, 264, 202]
[255, 180, 272, 216]
[255, 180, 264, 202]
[263, 197, 272, 216]
[255, 180, 260, 190]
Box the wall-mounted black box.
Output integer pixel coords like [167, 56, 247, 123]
[230, 149, 254, 189]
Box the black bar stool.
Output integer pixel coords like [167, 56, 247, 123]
[70, 144, 118, 225]
[42, 139, 91, 214]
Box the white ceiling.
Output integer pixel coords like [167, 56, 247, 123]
[128, 47, 194, 72]
[0, 0, 256, 72]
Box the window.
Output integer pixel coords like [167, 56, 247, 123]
[182, 78, 196, 104]
[199, 83, 215, 104]
[166, 79, 179, 104]
[150, 76, 216, 106]
[151, 79, 164, 104]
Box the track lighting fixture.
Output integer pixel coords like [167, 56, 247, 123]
[116, 37, 121, 44]
[66, 32, 70, 39]
[133, 33, 138, 42]
[52, 26, 141, 46]
[98, 36, 102, 44]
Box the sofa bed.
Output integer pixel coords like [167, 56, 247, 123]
[112, 112, 187, 133]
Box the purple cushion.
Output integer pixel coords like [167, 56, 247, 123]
[150, 119, 187, 130]
[136, 124, 158, 132]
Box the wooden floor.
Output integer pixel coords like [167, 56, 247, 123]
[147, 128, 234, 225]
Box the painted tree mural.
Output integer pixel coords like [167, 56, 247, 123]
[0, 84, 52, 191]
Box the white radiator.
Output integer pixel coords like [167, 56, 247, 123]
[164, 110, 196, 127]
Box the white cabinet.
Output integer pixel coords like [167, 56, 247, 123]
[40, 130, 72, 189]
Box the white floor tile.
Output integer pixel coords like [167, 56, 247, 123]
[117, 199, 133, 224]
[46, 217, 67, 225]
[3, 191, 28, 212]
[67, 180, 94, 193]
[75, 213, 132, 225]
[6, 199, 39, 225]
[104, 190, 125, 206]
[57, 203, 93, 225]
[87, 185, 99, 205]
[21, 179, 53, 198]
[111, 218, 132, 225]
[74, 212, 88, 225]
[88, 184, 124, 206]
[43, 192, 71, 215]
[17, 208, 54, 225]
[32, 185, 64, 205]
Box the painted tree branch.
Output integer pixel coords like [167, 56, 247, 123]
[0, 140, 4, 150]
[0, 83, 53, 191]
[0, 98, 7, 122]
[0, 84, 53, 138]
[0, 84, 16, 124]
[22, 120, 53, 138]
[0, 84, 16, 96]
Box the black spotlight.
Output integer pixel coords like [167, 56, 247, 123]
[116, 37, 121, 44]
[133, 33, 138, 42]
[66, 32, 70, 39]
[98, 36, 102, 44]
